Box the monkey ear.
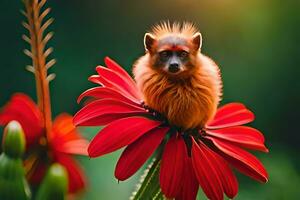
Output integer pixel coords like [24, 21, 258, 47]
[144, 33, 156, 52]
[192, 32, 202, 51]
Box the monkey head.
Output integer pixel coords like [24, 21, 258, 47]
[143, 23, 202, 78]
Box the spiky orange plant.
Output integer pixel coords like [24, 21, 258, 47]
[22, 0, 55, 137]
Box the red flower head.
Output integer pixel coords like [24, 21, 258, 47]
[0, 93, 88, 193]
[74, 57, 268, 200]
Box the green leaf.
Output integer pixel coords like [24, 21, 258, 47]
[131, 158, 165, 200]
[36, 163, 68, 200]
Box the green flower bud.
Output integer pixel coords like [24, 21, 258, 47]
[36, 163, 68, 200]
[0, 121, 31, 200]
[2, 121, 25, 158]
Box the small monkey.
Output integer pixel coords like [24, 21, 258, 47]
[133, 22, 222, 130]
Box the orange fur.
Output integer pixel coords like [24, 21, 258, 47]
[133, 22, 222, 130]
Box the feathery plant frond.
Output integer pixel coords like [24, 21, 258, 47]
[22, 0, 56, 74]
[21, 0, 55, 138]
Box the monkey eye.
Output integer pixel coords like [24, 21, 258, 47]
[178, 50, 189, 59]
[159, 50, 171, 61]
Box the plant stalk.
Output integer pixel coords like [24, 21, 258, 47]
[23, 0, 52, 138]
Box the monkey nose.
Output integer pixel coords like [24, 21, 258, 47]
[168, 63, 180, 73]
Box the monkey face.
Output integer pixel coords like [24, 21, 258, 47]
[156, 49, 189, 74]
[144, 33, 202, 77]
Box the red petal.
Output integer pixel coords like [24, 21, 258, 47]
[88, 74, 139, 102]
[73, 98, 147, 126]
[54, 153, 86, 193]
[76, 113, 145, 127]
[206, 103, 255, 129]
[88, 117, 162, 157]
[208, 137, 268, 183]
[159, 134, 187, 198]
[77, 86, 141, 106]
[51, 114, 88, 156]
[175, 158, 199, 200]
[206, 126, 268, 152]
[191, 139, 224, 200]
[200, 141, 238, 198]
[88, 75, 106, 85]
[115, 126, 169, 181]
[212, 103, 246, 120]
[96, 66, 140, 100]
[104, 57, 140, 97]
[51, 114, 77, 140]
[0, 93, 43, 146]
[55, 139, 89, 156]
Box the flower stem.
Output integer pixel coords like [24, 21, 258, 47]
[23, 0, 53, 138]
[131, 158, 164, 200]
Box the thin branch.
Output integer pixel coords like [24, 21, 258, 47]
[38, 0, 47, 10]
[23, 49, 33, 58]
[26, 65, 35, 73]
[42, 31, 53, 45]
[44, 47, 53, 58]
[22, 21, 30, 30]
[40, 18, 53, 33]
[45, 59, 56, 70]
[46, 73, 56, 82]
[20, 9, 27, 17]
[39, 8, 50, 22]
[22, 34, 31, 44]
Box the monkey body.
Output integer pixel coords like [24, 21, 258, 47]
[133, 22, 222, 130]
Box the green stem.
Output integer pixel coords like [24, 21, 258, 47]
[132, 158, 164, 200]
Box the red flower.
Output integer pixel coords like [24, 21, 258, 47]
[0, 93, 88, 193]
[74, 57, 268, 200]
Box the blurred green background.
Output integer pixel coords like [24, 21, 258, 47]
[1, 0, 300, 199]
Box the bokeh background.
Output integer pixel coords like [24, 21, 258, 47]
[1, 0, 300, 199]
